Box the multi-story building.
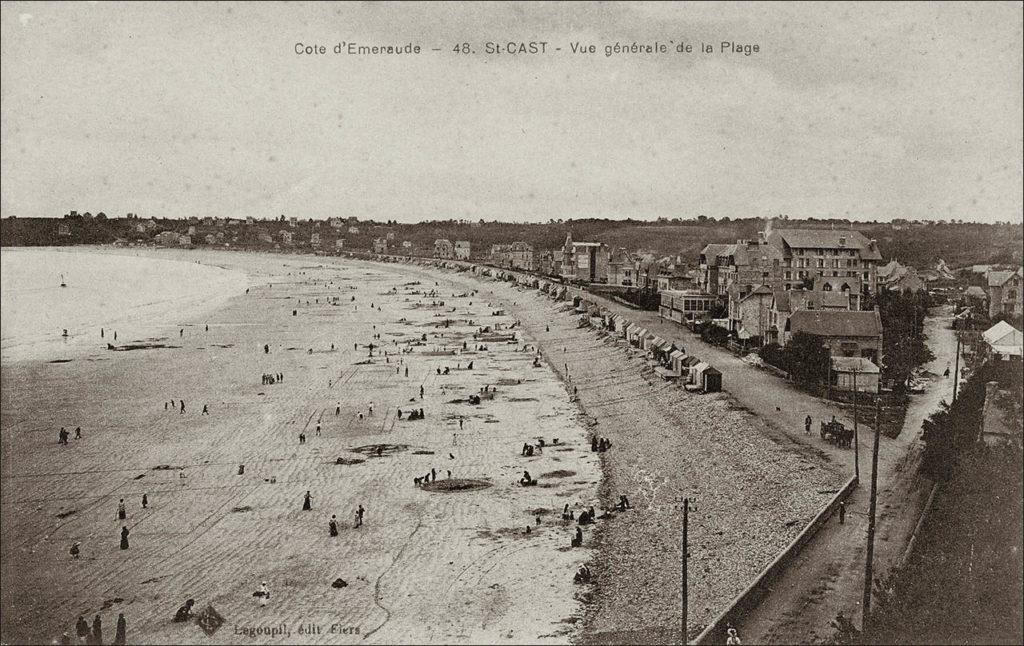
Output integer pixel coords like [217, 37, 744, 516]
[560, 233, 608, 283]
[607, 248, 635, 286]
[279, 230, 293, 244]
[454, 240, 471, 261]
[434, 239, 454, 259]
[987, 268, 1023, 319]
[491, 243, 534, 270]
[372, 238, 388, 254]
[877, 260, 926, 293]
[310, 233, 321, 247]
[699, 222, 882, 315]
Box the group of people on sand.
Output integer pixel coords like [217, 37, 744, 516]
[399, 408, 425, 420]
[68, 612, 126, 645]
[413, 467, 451, 487]
[261, 372, 284, 385]
[591, 436, 612, 452]
[325, 508, 365, 535]
[58, 426, 83, 445]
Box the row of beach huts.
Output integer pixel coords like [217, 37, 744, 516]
[462, 263, 723, 394]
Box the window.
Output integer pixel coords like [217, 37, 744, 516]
[822, 283, 833, 291]
[785, 271, 792, 279]
[817, 259, 824, 268]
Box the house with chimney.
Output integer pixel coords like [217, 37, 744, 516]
[560, 233, 608, 283]
[607, 248, 635, 285]
[986, 268, 1023, 319]
[434, 239, 454, 259]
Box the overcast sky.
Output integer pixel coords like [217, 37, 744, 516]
[1, 1, 1021, 223]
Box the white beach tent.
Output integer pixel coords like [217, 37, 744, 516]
[982, 320, 1023, 359]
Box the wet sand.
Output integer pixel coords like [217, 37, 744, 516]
[1, 251, 602, 644]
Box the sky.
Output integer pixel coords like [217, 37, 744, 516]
[1, 1, 1021, 223]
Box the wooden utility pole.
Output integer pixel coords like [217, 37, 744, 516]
[952, 335, 962, 403]
[853, 368, 860, 483]
[862, 397, 882, 630]
[682, 497, 689, 645]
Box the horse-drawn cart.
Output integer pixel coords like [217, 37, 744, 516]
[820, 419, 853, 448]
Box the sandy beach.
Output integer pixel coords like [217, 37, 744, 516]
[1, 250, 602, 644]
[1, 248, 844, 644]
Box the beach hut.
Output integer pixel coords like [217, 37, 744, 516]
[669, 349, 688, 374]
[685, 358, 708, 384]
[701, 366, 723, 393]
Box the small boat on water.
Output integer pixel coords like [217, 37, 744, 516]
[60, 274, 67, 288]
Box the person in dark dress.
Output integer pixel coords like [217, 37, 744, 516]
[119, 526, 129, 550]
[329, 515, 339, 537]
[141, 494, 148, 509]
[173, 599, 195, 622]
[302, 491, 312, 511]
[91, 614, 102, 645]
[113, 614, 126, 645]
[75, 616, 89, 644]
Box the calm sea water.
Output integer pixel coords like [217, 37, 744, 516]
[0, 248, 249, 363]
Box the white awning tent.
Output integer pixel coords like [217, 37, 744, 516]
[983, 321, 1023, 358]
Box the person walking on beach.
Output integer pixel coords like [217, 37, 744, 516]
[74, 427, 82, 440]
[119, 526, 130, 550]
[180, 400, 185, 414]
[113, 613, 126, 645]
[405, 366, 409, 377]
[201, 404, 209, 415]
[299, 432, 306, 445]
[70, 541, 81, 559]
[142, 494, 148, 509]
[302, 491, 312, 511]
[459, 417, 464, 430]
[419, 385, 424, 399]
[91, 614, 103, 645]
[164, 401, 168, 411]
[117, 499, 126, 521]
[355, 505, 365, 528]
[329, 515, 339, 537]
[336, 403, 340, 416]
[59, 428, 69, 445]
[75, 616, 89, 644]
[805, 415, 812, 435]
[838, 501, 846, 525]
[315, 424, 321, 437]
[255, 582, 270, 607]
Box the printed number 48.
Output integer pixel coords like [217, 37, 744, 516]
[453, 43, 471, 54]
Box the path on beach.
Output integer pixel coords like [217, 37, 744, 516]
[1, 252, 602, 645]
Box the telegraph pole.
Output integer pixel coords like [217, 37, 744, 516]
[853, 368, 860, 483]
[862, 397, 882, 630]
[682, 497, 689, 645]
[952, 335, 962, 403]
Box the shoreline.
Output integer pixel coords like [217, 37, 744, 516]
[1, 247, 844, 644]
[2, 249, 606, 644]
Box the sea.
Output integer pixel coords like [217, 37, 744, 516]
[0, 247, 250, 364]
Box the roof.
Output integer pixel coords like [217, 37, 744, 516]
[987, 269, 1022, 287]
[789, 309, 882, 338]
[740, 285, 774, 302]
[830, 357, 880, 373]
[964, 286, 987, 298]
[983, 321, 1023, 347]
[769, 228, 882, 260]
[701, 243, 737, 260]
[877, 259, 902, 279]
